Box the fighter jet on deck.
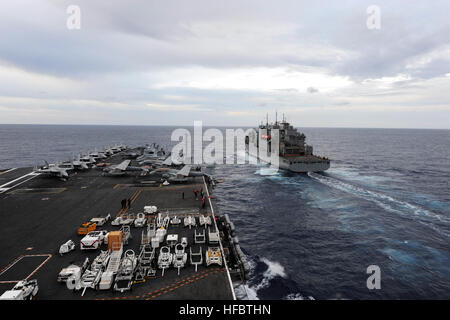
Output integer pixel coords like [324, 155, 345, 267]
[150, 165, 208, 182]
[79, 153, 96, 167]
[138, 156, 175, 167]
[110, 144, 126, 154]
[35, 161, 70, 180]
[71, 155, 89, 170]
[89, 149, 107, 160]
[136, 143, 166, 162]
[102, 160, 148, 176]
[63, 154, 89, 171]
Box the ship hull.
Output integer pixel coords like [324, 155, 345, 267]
[278, 158, 330, 173]
[247, 146, 330, 173]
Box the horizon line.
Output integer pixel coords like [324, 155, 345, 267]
[0, 123, 449, 130]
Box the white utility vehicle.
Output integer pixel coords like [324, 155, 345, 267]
[111, 214, 134, 226]
[59, 239, 75, 255]
[158, 246, 173, 276]
[199, 215, 212, 226]
[173, 244, 187, 275]
[134, 212, 147, 227]
[170, 216, 181, 226]
[0, 280, 39, 300]
[143, 205, 157, 214]
[80, 230, 109, 250]
[120, 225, 132, 245]
[184, 216, 196, 229]
[181, 237, 188, 248]
[57, 258, 89, 283]
[206, 247, 222, 266]
[90, 214, 111, 226]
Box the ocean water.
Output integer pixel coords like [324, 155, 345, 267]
[0, 124, 449, 299]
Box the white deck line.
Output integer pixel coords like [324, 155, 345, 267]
[0, 171, 37, 188]
[203, 176, 237, 300]
[0, 171, 41, 194]
[0, 168, 17, 175]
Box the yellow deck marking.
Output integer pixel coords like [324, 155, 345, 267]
[97, 268, 226, 300]
[115, 189, 138, 217]
[9, 188, 66, 195]
[114, 189, 143, 218]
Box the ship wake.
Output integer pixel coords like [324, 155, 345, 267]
[308, 172, 450, 237]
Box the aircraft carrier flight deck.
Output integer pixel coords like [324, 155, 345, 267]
[0, 148, 248, 300]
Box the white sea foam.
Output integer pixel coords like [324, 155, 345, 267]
[284, 293, 306, 300]
[284, 293, 315, 300]
[234, 284, 257, 300]
[308, 172, 450, 236]
[260, 257, 287, 279]
[255, 167, 280, 176]
[331, 167, 395, 183]
[240, 257, 291, 300]
[240, 257, 315, 300]
[237, 258, 259, 300]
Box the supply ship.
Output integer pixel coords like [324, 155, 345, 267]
[246, 116, 331, 173]
[0, 146, 249, 300]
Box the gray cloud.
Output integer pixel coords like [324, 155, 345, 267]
[0, 0, 445, 79]
[0, 0, 449, 128]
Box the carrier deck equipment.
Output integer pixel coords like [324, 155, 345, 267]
[0, 150, 247, 300]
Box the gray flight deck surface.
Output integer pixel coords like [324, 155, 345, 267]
[0, 152, 235, 300]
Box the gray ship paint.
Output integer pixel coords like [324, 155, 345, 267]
[246, 119, 330, 173]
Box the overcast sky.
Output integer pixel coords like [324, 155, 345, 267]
[0, 0, 449, 128]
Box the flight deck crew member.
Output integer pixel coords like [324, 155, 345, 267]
[201, 196, 206, 209]
[182, 190, 185, 199]
[127, 198, 131, 208]
[194, 189, 198, 200]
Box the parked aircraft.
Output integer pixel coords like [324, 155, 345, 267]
[149, 165, 206, 178]
[102, 160, 148, 176]
[136, 144, 166, 162]
[35, 161, 70, 180]
[79, 154, 96, 167]
[65, 154, 89, 170]
[89, 149, 107, 160]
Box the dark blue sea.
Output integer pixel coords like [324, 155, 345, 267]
[0, 124, 449, 299]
